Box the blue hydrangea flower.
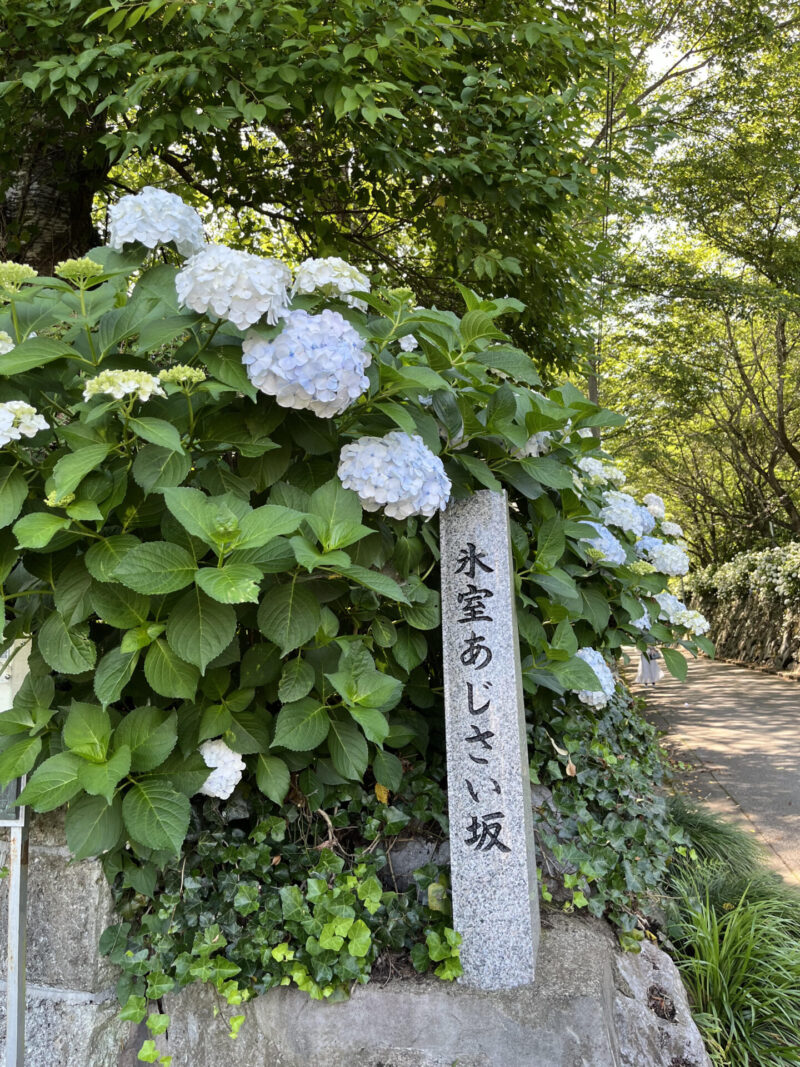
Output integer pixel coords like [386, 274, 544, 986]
[338, 431, 451, 519]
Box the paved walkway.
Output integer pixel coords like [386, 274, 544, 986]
[630, 654, 800, 883]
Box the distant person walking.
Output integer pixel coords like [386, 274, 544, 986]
[636, 647, 663, 687]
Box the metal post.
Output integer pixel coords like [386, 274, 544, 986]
[6, 810, 28, 1067]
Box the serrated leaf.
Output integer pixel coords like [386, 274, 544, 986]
[278, 657, 315, 702]
[536, 516, 565, 570]
[195, 564, 261, 604]
[166, 587, 237, 673]
[327, 717, 368, 780]
[132, 445, 191, 494]
[85, 535, 140, 582]
[661, 647, 688, 681]
[348, 705, 389, 745]
[66, 794, 123, 860]
[94, 648, 139, 707]
[90, 582, 150, 629]
[79, 745, 131, 804]
[234, 504, 303, 550]
[255, 754, 290, 804]
[337, 563, 409, 603]
[0, 468, 27, 528]
[0, 735, 41, 788]
[271, 699, 330, 751]
[17, 752, 83, 811]
[122, 781, 190, 855]
[13, 512, 69, 549]
[115, 707, 178, 773]
[372, 749, 403, 791]
[257, 582, 320, 655]
[128, 417, 184, 453]
[52, 445, 110, 498]
[144, 639, 199, 699]
[64, 701, 111, 762]
[37, 614, 96, 674]
[0, 337, 76, 375]
[114, 541, 196, 594]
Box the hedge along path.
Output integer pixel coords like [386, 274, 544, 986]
[635, 653, 800, 883]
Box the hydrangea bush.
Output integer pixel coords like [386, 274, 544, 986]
[690, 544, 800, 608]
[0, 189, 710, 1030]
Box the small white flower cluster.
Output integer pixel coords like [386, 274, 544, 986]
[576, 456, 626, 487]
[599, 491, 655, 538]
[108, 186, 206, 258]
[635, 536, 689, 577]
[198, 739, 246, 800]
[398, 334, 418, 353]
[0, 401, 48, 446]
[643, 493, 666, 519]
[574, 647, 616, 708]
[292, 257, 370, 310]
[654, 592, 709, 636]
[581, 521, 627, 566]
[83, 370, 165, 403]
[660, 520, 683, 538]
[0, 331, 15, 355]
[338, 431, 451, 519]
[520, 431, 553, 458]
[242, 309, 371, 417]
[176, 244, 290, 330]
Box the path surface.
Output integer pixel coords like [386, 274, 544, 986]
[630, 655, 800, 883]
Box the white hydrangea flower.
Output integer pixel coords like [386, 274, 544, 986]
[108, 186, 205, 258]
[643, 493, 666, 520]
[176, 244, 290, 330]
[519, 431, 553, 458]
[576, 456, 626, 487]
[654, 591, 685, 622]
[292, 256, 370, 310]
[577, 427, 595, 439]
[0, 401, 48, 446]
[675, 609, 710, 636]
[398, 334, 418, 353]
[661, 520, 684, 538]
[581, 521, 627, 566]
[0, 330, 14, 355]
[198, 739, 246, 800]
[338, 431, 451, 520]
[635, 536, 689, 576]
[242, 309, 370, 417]
[83, 370, 165, 403]
[629, 601, 651, 631]
[573, 647, 616, 708]
[599, 490, 647, 537]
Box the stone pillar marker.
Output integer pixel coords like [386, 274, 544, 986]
[440, 489, 540, 990]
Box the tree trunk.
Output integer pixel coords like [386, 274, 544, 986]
[0, 130, 105, 275]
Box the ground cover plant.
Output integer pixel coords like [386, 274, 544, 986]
[0, 188, 712, 1052]
[667, 798, 800, 1066]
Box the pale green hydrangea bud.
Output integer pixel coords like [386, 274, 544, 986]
[0, 262, 38, 293]
[83, 370, 165, 403]
[55, 257, 104, 284]
[158, 365, 206, 385]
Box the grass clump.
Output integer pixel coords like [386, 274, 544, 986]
[665, 797, 800, 1065]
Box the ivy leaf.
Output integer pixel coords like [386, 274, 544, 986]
[37, 614, 96, 674]
[65, 794, 123, 860]
[114, 707, 178, 772]
[122, 781, 190, 855]
[17, 751, 83, 811]
[195, 564, 262, 604]
[166, 587, 237, 673]
[257, 582, 321, 655]
[113, 542, 197, 594]
[144, 639, 199, 699]
[255, 754, 290, 804]
[271, 699, 330, 751]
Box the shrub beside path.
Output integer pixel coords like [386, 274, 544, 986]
[632, 654, 800, 883]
